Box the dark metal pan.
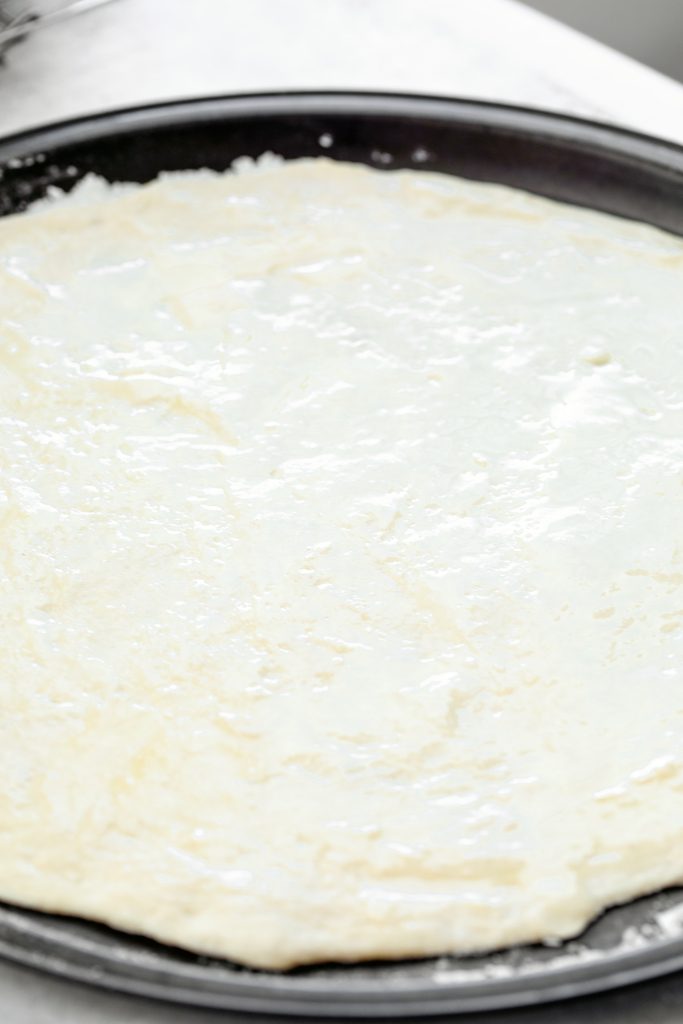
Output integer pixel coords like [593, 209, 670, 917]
[1, 91, 682, 1017]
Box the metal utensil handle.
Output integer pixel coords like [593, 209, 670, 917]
[0, 0, 115, 47]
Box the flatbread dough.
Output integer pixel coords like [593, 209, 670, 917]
[1, 158, 682, 969]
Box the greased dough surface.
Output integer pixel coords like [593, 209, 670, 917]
[1, 159, 683, 970]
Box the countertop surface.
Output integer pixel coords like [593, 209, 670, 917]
[2, 0, 683, 1021]
[2, 0, 683, 143]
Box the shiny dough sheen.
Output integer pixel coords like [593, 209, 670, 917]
[1, 157, 683, 969]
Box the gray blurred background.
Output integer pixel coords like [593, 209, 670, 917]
[525, 0, 683, 81]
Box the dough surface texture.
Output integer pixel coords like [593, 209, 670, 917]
[1, 158, 683, 969]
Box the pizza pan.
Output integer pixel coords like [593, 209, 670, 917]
[1, 91, 683, 1017]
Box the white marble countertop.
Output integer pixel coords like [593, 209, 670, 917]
[2, 0, 683, 142]
[2, 1, 683, 1020]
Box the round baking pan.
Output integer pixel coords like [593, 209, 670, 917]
[1, 91, 683, 1017]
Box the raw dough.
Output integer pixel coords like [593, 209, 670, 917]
[1, 158, 683, 969]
